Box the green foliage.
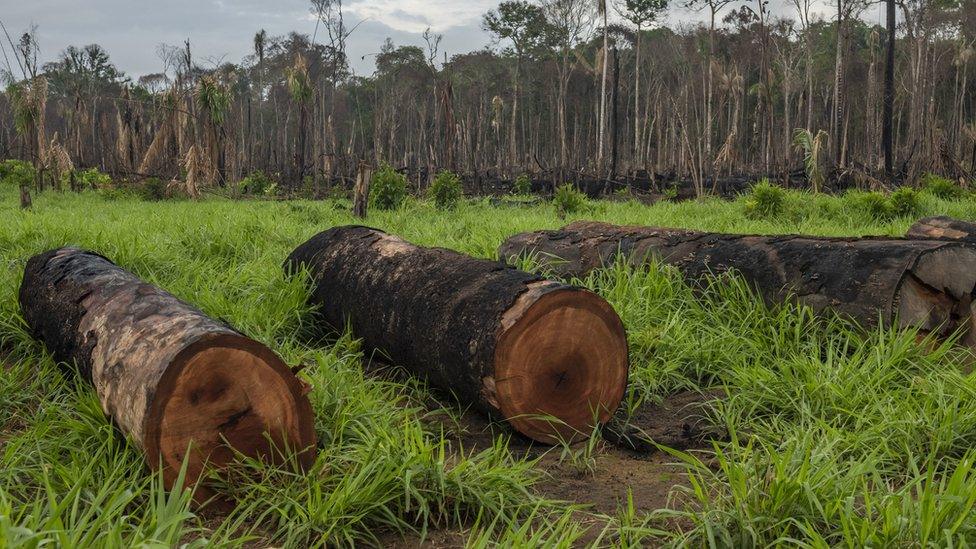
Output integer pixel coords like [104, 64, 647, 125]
[370, 164, 408, 210]
[0, 160, 35, 188]
[792, 128, 829, 192]
[64, 167, 112, 190]
[845, 190, 895, 220]
[553, 183, 586, 214]
[743, 179, 786, 219]
[428, 170, 463, 209]
[922, 173, 965, 199]
[7, 186, 976, 545]
[513, 174, 532, 195]
[139, 177, 169, 201]
[890, 186, 921, 217]
[237, 171, 277, 196]
[195, 76, 231, 126]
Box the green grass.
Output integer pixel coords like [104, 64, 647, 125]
[4, 186, 976, 546]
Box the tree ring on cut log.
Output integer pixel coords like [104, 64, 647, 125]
[895, 245, 976, 340]
[494, 287, 628, 443]
[144, 333, 315, 499]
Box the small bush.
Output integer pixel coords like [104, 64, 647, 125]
[743, 179, 787, 219]
[139, 177, 169, 201]
[0, 159, 35, 188]
[845, 190, 894, 220]
[429, 170, 463, 209]
[370, 164, 408, 210]
[890, 186, 921, 217]
[553, 183, 586, 214]
[921, 173, 964, 199]
[64, 167, 112, 189]
[513, 174, 532, 195]
[238, 171, 276, 196]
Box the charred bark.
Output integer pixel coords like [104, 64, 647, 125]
[500, 221, 976, 344]
[19, 248, 316, 504]
[285, 226, 628, 443]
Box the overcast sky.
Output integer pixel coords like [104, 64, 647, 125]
[2, 0, 887, 79]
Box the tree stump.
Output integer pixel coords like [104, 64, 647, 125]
[19, 248, 316, 504]
[500, 221, 976, 344]
[285, 226, 629, 443]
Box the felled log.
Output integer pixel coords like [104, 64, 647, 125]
[907, 216, 976, 244]
[499, 221, 976, 343]
[285, 226, 628, 443]
[19, 248, 316, 503]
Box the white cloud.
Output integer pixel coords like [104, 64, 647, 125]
[345, 0, 496, 33]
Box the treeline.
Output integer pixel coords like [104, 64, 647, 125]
[1, 0, 975, 198]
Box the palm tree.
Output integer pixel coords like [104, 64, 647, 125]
[195, 74, 230, 185]
[286, 54, 313, 186]
[253, 29, 267, 169]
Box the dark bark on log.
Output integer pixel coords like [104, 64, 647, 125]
[19, 248, 316, 504]
[906, 216, 976, 244]
[499, 221, 976, 344]
[285, 226, 628, 443]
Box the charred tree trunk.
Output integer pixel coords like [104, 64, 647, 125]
[19, 248, 316, 503]
[352, 162, 371, 219]
[285, 226, 628, 443]
[500, 221, 976, 345]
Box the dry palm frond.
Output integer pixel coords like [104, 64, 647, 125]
[46, 133, 74, 186]
[491, 96, 504, 130]
[713, 127, 738, 170]
[182, 144, 212, 199]
[285, 55, 313, 104]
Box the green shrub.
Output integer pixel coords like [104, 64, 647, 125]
[238, 171, 276, 196]
[370, 164, 408, 210]
[845, 190, 894, 221]
[64, 167, 112, 189]
[513, 174, 532, 195]
[921, 173, 964, 199]
[0, 159, 35, 188]
[743, 179, 787, 219]
[553, 183, 586, 214]
[139, 177, 169, 201]
[890, 186, 921, 217]
[429, 170, 463, 209]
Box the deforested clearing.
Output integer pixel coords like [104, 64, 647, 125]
[4, 185, 976, 546]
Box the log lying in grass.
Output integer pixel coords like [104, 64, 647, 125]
[19, 248, 316, 502]
[499, 221, 976, 343]
[907, 216, 976, 244]
[285, 226, 628, 443]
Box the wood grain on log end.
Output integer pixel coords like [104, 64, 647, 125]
[494, 284, 628, 443]
[896, 244, 976, 344]
[144, 332, 317, 501]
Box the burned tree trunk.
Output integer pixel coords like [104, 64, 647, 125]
[285, 226, 628, 443]
[906, 216, 976, 244]
[19, 248, 316, 503]
[352, 162, 371, 219]
[500, 221, 976, 344]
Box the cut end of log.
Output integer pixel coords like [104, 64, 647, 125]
[145, 334, 316, 501]
[896, 244, 976, 342]
[493, 287, 628, 443]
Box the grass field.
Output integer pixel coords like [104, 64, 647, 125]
[4, 184, 976, 546]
